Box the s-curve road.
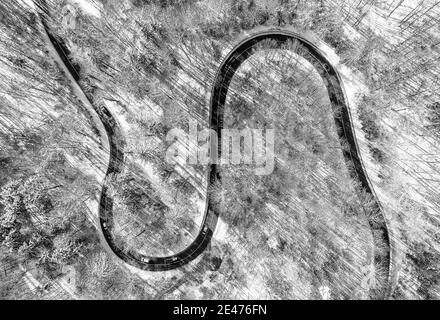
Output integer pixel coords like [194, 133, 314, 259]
[35, 1, 393, 298]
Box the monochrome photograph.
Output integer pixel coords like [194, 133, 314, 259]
[0, 0, 439, 306]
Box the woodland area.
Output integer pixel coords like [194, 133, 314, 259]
[1, 0, 440, 300]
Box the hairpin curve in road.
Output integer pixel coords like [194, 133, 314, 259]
[34, 1, 393, 298]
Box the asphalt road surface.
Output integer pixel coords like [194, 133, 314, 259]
[34, 0, 393, 298]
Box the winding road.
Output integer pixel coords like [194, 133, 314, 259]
[35, 0, 394, 298]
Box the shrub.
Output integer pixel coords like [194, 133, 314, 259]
[426, 102, 440, 137]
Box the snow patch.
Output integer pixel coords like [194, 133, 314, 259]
[68, 0, 101, 18]
[212, 217, 228, 242]
[319, 286, 331, 300]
